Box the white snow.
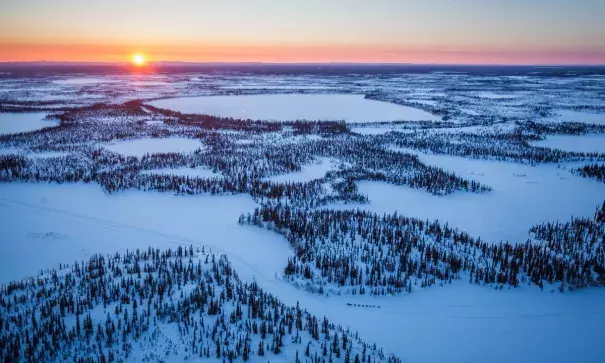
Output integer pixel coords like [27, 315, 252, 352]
[462, 109, 481, 116]
[423, 122, 518, 135]
[477, 92, 518, 99]
[1, 182, 604, 363]
[0, 149, 70, 158]
[52, 77, 120, 85]
[141, 166, 221, 178]
[270, 281, 605, 363]
[557, 110, 605, 125]
[530, 135, 605, 154]
[264, 158, 334, 183]
[351, 126, 396, 135]
[0, 112, 58, 135]
[0, 182, 291, 285]
[104, 137, 203, 157]
[327, 152, 605, 243]
[148, 94, 442, 123]
[4, 72, 605, 363]
[128, 81, 171, 86]
[0, 148, 23, 156]
[28, 151, 71, 159]
[410, 99, 438, 106]
[352, 127, 419, 136]
[221, 85, 335, 90]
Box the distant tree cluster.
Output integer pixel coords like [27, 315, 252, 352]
[521, 120, 605, 136]
[380, 128, 604, 164]
[573, 163, 605, 183]
[0, 246, 399, 363]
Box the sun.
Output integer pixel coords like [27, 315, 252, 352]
[131, 53, 147, 66]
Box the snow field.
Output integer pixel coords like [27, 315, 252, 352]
[103, 137, 204, 157]
[2, 182, 604, 363]
[557, 110, 605, 125]
[0, 182, 291, 284]
[148, 94, 442, 123]
[0, 112, 57, 135]
[530, 134, 605, 154]
[140, 166, 221, 179]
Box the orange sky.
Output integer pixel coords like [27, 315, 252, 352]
[2, 42, 604, 65]
[2, 0, 605, 65]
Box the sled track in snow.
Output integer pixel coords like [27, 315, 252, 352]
[0, 196, 284, 291]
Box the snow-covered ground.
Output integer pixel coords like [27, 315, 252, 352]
[462, 108, 481, 116]
[148, 94, 442, 123]
[221, 85, 336, 90]
[1, 182, 604, 363]
[0, 148, 70, 158]
[2, 71, 605, 363]
[29, 151, 72, 158]
[0, 182, 290, 284]
[0, 112, 57, 135]
[0, 147, 22, 156]
[350, 126, 396, 135]
[140, 166, 221, 178]
[103, 137, 203, 157]
[409, 99, 438, 106]
[327, 151, 605, 243]
[264, 158, 335, 183]
[423, 122, 517, 135]
[477, 92, 519, 99]
[530, 134, 605, 154]
[52, 77, 121, 85]
[280, 281, 605, 363]
[351, 126, 420, 135]
[557, 110, 605, 125]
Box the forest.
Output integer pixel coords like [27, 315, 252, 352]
[240, 201, 605, 295]
[0, 246, 399, 362]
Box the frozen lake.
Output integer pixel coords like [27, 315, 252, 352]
[0, 112, 58, 135]
[104, 137, 203, 157]
[530, 134, 605, 154]
[148, 94, 442, 123]
[557, 110, 605, 125]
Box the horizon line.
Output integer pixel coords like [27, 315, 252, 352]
[2, 60, 605, 67]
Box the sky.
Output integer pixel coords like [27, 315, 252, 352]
[1, 0, 604, 65]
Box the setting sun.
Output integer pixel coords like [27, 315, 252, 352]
[131, 53, 146, 66]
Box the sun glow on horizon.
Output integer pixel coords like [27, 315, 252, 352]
[131, 53, 147, 66]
